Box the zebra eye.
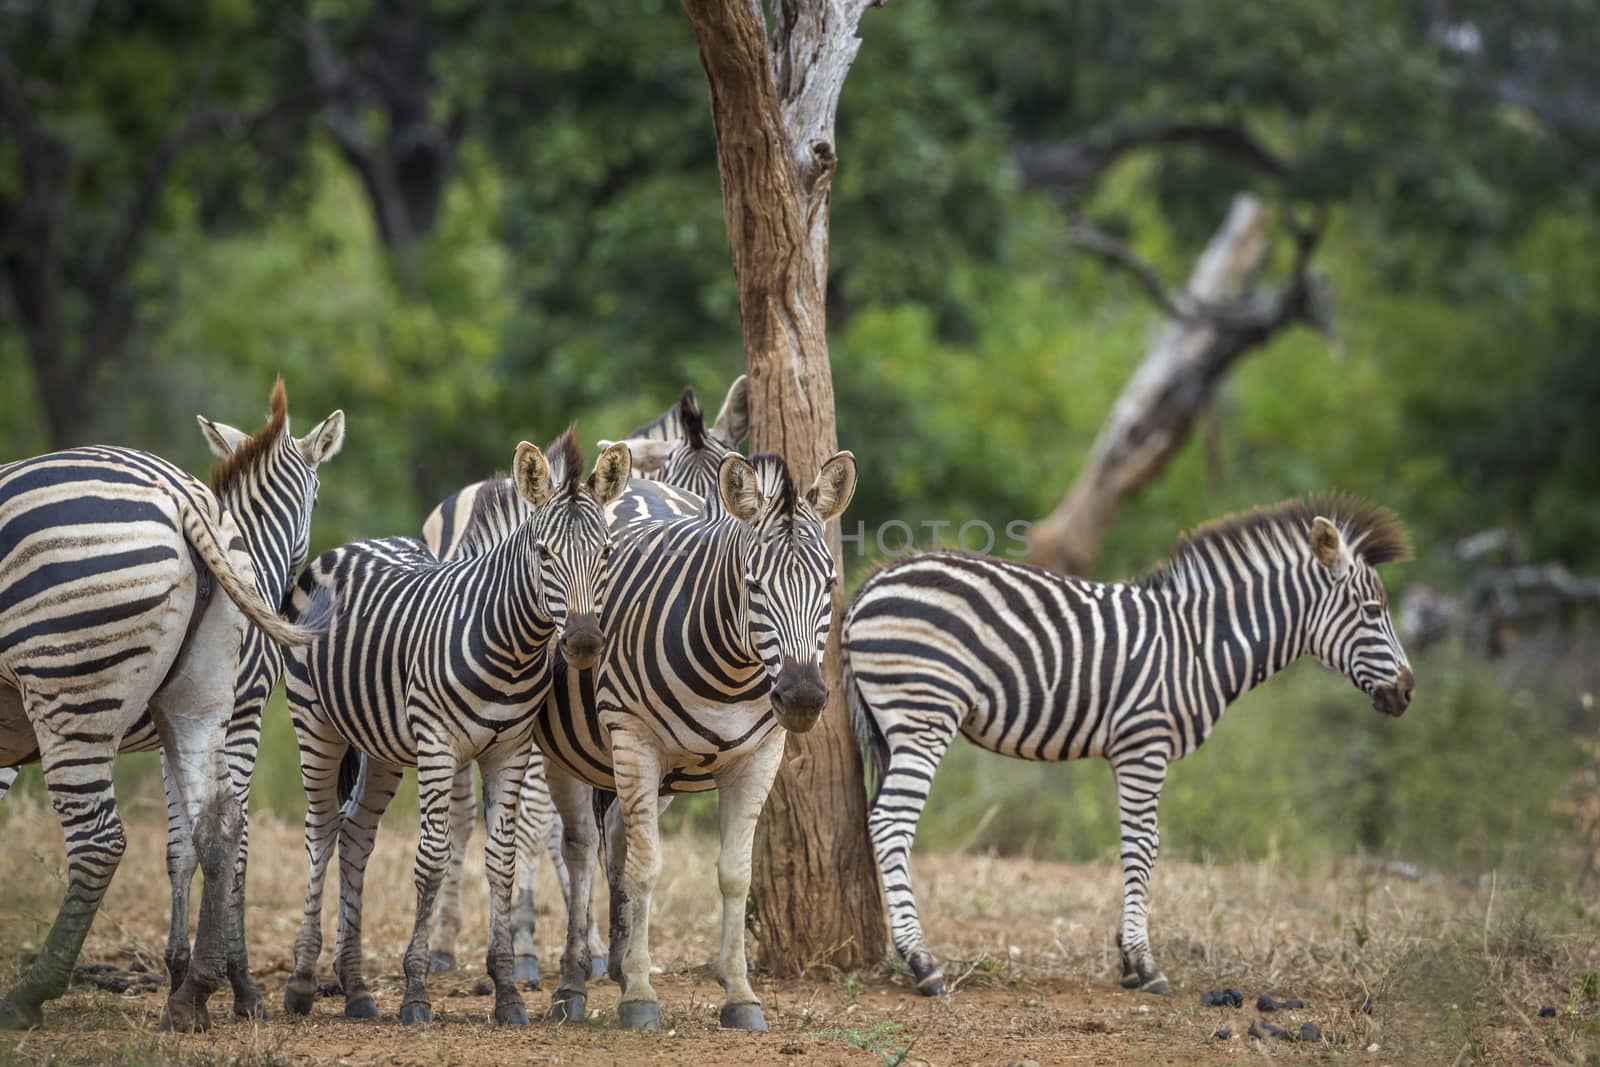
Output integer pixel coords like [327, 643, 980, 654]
[1362, 600, 1383, 620]
[537, 542, 558, 561]
[601, 541, 615, 560]
[745, 573, 762, 591]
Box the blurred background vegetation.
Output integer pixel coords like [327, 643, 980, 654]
[3, 0, 1598, 883]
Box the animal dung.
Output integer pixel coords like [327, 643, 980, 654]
[1256, 993, 1306, 1012]
[1199, 988, 1244, 1008]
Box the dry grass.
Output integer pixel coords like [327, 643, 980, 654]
[1, 782, 1598, 1066]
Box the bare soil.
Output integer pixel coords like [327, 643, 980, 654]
[1, 793, 1597, 1066]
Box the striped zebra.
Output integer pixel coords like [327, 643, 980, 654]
[420, 379, 747, 983]
[279, 433, 630, 1026]
[0, 432, 324, 1031]
[842, 495, 1415, 998]
[533, 449, 857, 1031]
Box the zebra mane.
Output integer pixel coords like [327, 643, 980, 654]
[209, 377, 289, 497]
[1141, 492, 1412, 590]
[547, 426, 584, 497]
[750, 453, 798, 518]
[678, 387, 708, 451]
[458, 475, 530, 558]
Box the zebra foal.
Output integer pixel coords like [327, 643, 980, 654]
[0, 412, 324, 1030]
[843, 495, 1414, 997]
[280, 433, 629, 1026]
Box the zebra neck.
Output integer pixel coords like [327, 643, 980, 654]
[1160, 557, 1317, 710]
[697, 520, 763, 675]
[217, 470, 293, 603]
[479, 523, 555, 663]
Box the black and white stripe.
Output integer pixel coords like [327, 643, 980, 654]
[0, 427, 321, 1031]
[419, 380, 747, 983]
[843, 495, 1415, 997]
[534, 449, 857, 1031]
[278, 433, 630, 1027]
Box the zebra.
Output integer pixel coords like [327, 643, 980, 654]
[419, 379, 748, 983]
[279, 432, 630, 1026]
[533, 448, 858, 1031]
[0, 431, 324, 1030]
[842, 494, 1415, 998]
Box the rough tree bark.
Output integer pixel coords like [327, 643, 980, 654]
[682, 0, 887, 974]
[1028, 193, 1328, 576]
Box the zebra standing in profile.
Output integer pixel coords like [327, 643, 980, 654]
[419, 379, 747, 983]
[843, 495, 1414, 998]
[280, 433, 630, 1026]
[533, 449, 857, 1032]
[0, 428, 324, 1031]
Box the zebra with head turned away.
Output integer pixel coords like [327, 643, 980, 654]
[0, 425, 326, 1031]
[532, 448, 857, 1032]
[279, 432, 630, 1026]
[842, 494, 1415, 999]
[417, 378, 748, 985]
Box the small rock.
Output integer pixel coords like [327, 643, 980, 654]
[1300, 1022, 1322, 1042]
[1213, 1028, 1231, 1040]
[1366, 1043, 1381, 1053]
[1539, 1005, 1557, 1018]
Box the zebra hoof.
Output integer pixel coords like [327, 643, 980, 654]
[719, 1003, 768, 1031]
[232, 985, 268, 1019]
[283, 978, 316, 1016]
[400, 999, 432, 1025]
[513, 957, 541, 989]
[619, 999, 661, 1031]
[495, 1001, 530, 1026]
[344, 992, 380, 1019]
[0, 995, 42, 1031]
[429, 952, 457, 974]
[159, 995, 211, 1033]
[1140, 975, 1173, 997]
[590, 957, 608, 982]
[908, 951, 947, 997]
[549, 991, 585, 1023]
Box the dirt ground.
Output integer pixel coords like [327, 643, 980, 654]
[1, 794, 1597, 1066]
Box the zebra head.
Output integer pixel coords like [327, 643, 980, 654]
[512, 431, 632, 670]
[603, 378, 749, 501]
[198, 379, 345, 583]
[718, 449, 857, 733]
[1303, 508, 1415, 716]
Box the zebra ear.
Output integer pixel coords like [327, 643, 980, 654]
[806, 450, 857, 521]
[600, 437, 674, 474]
[512, 441, 555, 508]
[712, 374, 750, 447]
[589, 441, 633, 505]
[718, 453, 763, 522]
[196, 416, 251, 459]
[1310, 516, 1352, 579]
[297, 410, 346, 467]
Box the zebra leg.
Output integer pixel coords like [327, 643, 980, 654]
[612, 730, 664, 1031]
[711, 737, 784, 1031]
[283, 698, 346, 1017]
[0, 731, 127, 1031]
[546, 763, 599, 1022]
[333, 758, 401, 1020]
[222, 683, 270, 1019]
[510, 749, 551, 988]
[546, 805, 608, 981]
[429, 762, 476, 975]
[1111, 745, 1171, 996]
[159, 750, 197, 993]
[602, 794, 669, 984]
[398, 745, 455, 1025]
[479, 746, 531, 1025]
[865, 715, 959, 996]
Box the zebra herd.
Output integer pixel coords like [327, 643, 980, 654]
[0, 374, 1416, 1035]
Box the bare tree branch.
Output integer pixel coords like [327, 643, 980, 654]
[1018, 117, 1289, 199]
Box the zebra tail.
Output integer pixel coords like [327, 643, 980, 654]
[336, 748, 364, 809]
[844, 652, 889, 805]
[176, 494, 319, 648]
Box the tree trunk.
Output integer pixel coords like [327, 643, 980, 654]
[683, 0, 886, 975]
[1028, 194, 1274, 575]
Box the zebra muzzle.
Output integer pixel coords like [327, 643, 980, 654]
[561, 614, 606, 670]
[1371, 665, 1414, 717]
[770, 659, 828, 733]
